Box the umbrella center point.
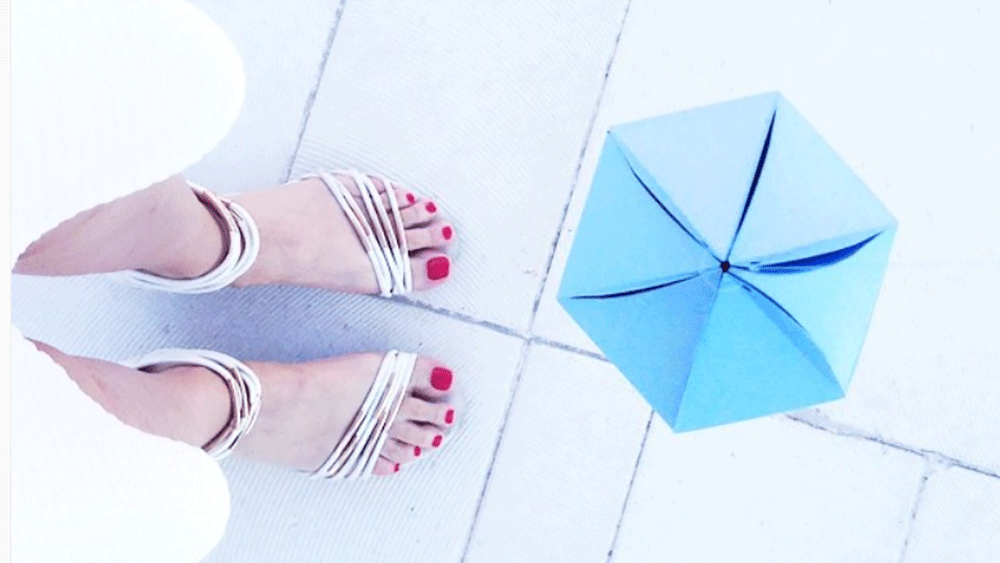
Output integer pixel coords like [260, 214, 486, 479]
[720, 260, 731, 273]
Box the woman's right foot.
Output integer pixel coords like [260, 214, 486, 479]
[185, 351, 458, 476]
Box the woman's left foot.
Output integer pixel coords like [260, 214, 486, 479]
[162, 172, 456, 293]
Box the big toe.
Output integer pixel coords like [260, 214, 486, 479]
[411, 251, 452, 290]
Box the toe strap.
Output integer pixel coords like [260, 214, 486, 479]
[122, 348, 262, 460]
[311, 351, 418, 480]
[306, 170, 413, 297]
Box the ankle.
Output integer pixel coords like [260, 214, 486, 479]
[158, 364, 233, 449]
[142, 178, 228, 280]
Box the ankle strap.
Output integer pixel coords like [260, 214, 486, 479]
[113, 182, 260, 293]
[306, 171, 413, 297]
[124, 348, 262, 460]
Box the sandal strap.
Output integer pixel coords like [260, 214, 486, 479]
[123, 348, 262, 460]
[311, 350, 418, 480]
[305, 171, 413, 297]
[113, 182, 260, 293]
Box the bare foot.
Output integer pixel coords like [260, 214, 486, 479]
[190, 352, 458, 476]
[162, 173, 456, 293]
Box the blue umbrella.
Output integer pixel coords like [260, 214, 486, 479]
[559, 92, 896, 432]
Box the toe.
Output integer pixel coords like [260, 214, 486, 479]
[405, 220, 455, 251]
[409, 357, 454, 399]
[400, 198, 440, 227]
[367, 176, 418, 209]
[411, 251, 451, 289]
[388, 420, 443, 450]
[396, 187, 418, 208]
[398, 396, 455, 427]
[340, 172, 425, 219]
[372, 457, 401, 476]
[380, 438, 424, 464]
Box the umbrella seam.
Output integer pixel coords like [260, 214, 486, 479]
[613, 137, 719, 260]
[750, 231, 884, 273]
[670, 271, 725, 428]
[570, 271, 705, 300]
[726, 108, 777, 260]
[732, 225, 888, 272]
[729, 272, 842, 391]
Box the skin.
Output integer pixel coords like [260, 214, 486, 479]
[14, 173, 458, 476]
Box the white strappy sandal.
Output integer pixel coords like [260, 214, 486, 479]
[124, 347, 419, 480]
[113, 170, 416, 296]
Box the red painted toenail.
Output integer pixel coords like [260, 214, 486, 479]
[432, 435, 443, 448]
[431, 367, 453, 390]
[406, 193, 416, 204]
[425, 201, 437, 213]
[427, 257, 450, 280]
[414, 446, 422, 457]
[445, 409, 455, 424]
[442, 226, 453, 240]
[394, 463, 400, 472]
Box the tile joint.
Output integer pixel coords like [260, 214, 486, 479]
[896, 458, 935, 563]
[605, 407, 652, 563]
[786, 412, 1000, 479]
[522, 0, 634, 341]
[458, 339, 534, 563]
[284, 0, 349, 183]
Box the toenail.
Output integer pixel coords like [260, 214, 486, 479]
[442, 226, 453, 240]
[445, 409, 455, 424]
[432, 435, 443, 448]
[394, 463, 400, 472]
[414, 446, 422, 457]
[425, 201, 437, 213]
[431, 367, 453, 390]
[427, 257, 450, 280]
[406, 193, 416, 204]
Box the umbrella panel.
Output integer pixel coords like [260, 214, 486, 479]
[728, 96, 896, 265]
[559, 137, 718, 300]
[735, 229, 896, 389]
[561, 271, 722, 425]
[673, 274, 846, 432]
[610, 92, 779, 259]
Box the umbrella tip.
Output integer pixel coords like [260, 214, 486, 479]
[720, 261, 731, 273]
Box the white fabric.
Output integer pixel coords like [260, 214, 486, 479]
[12, 1, 245, 561]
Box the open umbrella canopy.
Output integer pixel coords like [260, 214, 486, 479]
[559, 92, 896, 432]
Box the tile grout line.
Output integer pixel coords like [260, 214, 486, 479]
[257, 1, 995, 558]
[786, 413, 1000, 479]
[282, 0, 348, 183]
[896, 457, 935, 563]
[528, 335, 607, 362]
[367, 296, 613, 365]
[521, 0, 632, 338]
[372, 295, 614, 361]
[389, 296, 529, 340]
[457, 338, 533, 563]
[457, 5, 633, 558]
[605, 409, 654, 563]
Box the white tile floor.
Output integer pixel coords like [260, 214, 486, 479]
[11, 0, 1000, 561]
